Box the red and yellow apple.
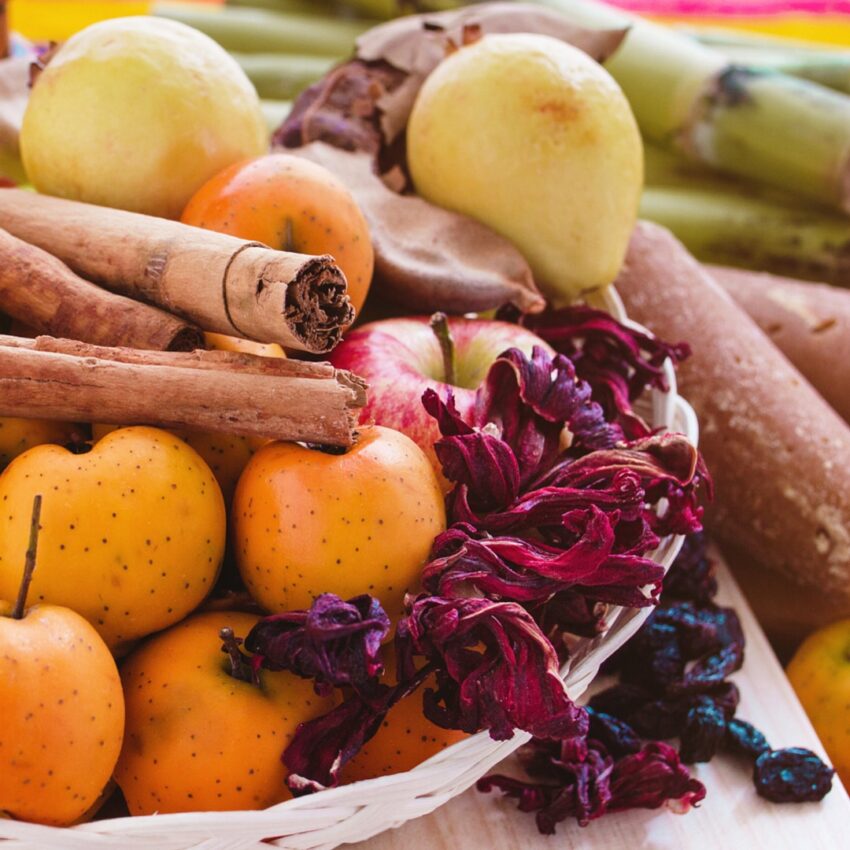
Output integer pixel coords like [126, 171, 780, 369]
[330, 316, 552, 477]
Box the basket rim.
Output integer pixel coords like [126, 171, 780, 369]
[0, 288, 700, 849]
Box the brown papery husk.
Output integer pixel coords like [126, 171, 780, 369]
[275, 2, 626, 317]
[0, 226, 203, 351]
[0, 335, 367, 447]
[295, 142, 544, 315]
[707, 264, 850, 426]
[355, 2, 627, 145]
[0, 189, 354, 353]
[617, 222, 850, 605]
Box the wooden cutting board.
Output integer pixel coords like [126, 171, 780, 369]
[352, 551, 850, 849]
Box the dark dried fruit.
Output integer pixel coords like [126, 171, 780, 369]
[753, 748, 834, 803]
[679, 696, 727, 764]
[725, 718, 770, 759]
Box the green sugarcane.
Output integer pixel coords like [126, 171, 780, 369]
[225, 0, 334, 15]
[331, 0, 470, 19]
[687, 31, 850, 95]
[233, 53, 336, 100]
[154, 3, 367, 55]
[640, 185, 850, 286]
[532, 0, 850, 214]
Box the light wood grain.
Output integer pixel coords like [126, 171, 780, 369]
[351, 550, 849, 849]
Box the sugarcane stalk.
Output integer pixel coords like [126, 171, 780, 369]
[689, 32, 850, 95]
[226, 0, 335, 14]
[233, 53, 336, 100]
[533, 0, 850, 214]
[331, 0, 469, 19]
[639, 185, 850, 286]
[154, 3, 367, 55]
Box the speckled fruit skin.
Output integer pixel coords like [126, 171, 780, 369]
[0, 601, 124, 825]
[20, 17, 268, 219]
[181, 153, 373, 317]
[94, 333, 283, 505]
[787, 619, 850, 789]
[233, 425, 446, 617]
[407, 33, 643, 305]
[0, 417, 78, 470]
[0, 426, 226, 649]
[115, 610, 332, 814]
[344, 659, 464, 783]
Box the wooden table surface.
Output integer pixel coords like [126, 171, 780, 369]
[351, 553, 850, 850]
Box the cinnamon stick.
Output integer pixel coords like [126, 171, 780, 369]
[0, 190, 354, 353]
[0, 227, 203, 351]
[0, 335, 367, 446]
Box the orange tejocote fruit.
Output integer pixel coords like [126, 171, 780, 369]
[181, 153, 374, 318]
[0, 417, 79, 470]
[0, 427, 226, 649]
[0, 500, 125, 826]
[233, 425, 445, 617]
[115, 610, 334, 814]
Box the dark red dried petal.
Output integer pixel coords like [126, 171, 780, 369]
[423, 513, 663, 606]
[754, 748, 834, 803]
[511, 305, 691, 439]
[245, 593, 390, 696]
[397, 595, 588, 741]
[608, 741, 706, 812]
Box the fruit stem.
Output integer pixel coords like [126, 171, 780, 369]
[219, 627, 257, 684]
[12, 494, 43, 620]
[429, 312, 456, 386]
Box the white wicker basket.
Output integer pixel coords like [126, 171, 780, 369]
[0, 289, 699, 850]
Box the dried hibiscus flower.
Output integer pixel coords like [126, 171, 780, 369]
[478, 735, 705, 834]
[506, 304, 691, 439]
[244, 593, 390, 697]
[395, 594, 589, 742]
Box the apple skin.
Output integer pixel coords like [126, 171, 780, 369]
[329, 317, 553, 475]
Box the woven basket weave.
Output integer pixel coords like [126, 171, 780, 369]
[0, 289, 699, 850]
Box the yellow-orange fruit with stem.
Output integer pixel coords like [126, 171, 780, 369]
[232, 425, 445, 618]
[0, 426, 226, 650]
[1, 499, 124, 828]
[115, 610, 334, 814]
[181, 153, 373, 317]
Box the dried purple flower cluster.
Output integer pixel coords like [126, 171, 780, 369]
[479, 532, 833, 833]
[242, 308, 712, 797]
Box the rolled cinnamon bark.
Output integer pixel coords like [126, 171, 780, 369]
[616, 221, 850, 604]
[0, 227, 203, 351]
[0, 335, 367, 446]
[0, 189, 354, 353]
[708, 265, 850, 424]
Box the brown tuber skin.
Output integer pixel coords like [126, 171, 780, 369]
[616, 222, 850, 610]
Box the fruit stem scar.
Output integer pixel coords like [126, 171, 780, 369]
[429, 312, 456, 387]
[12, 494, 43, 620]
[219, 626, 257, 684]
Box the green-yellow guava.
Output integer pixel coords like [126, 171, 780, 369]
[407, 33, 643, 306]
[20, 16, 268, 219]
